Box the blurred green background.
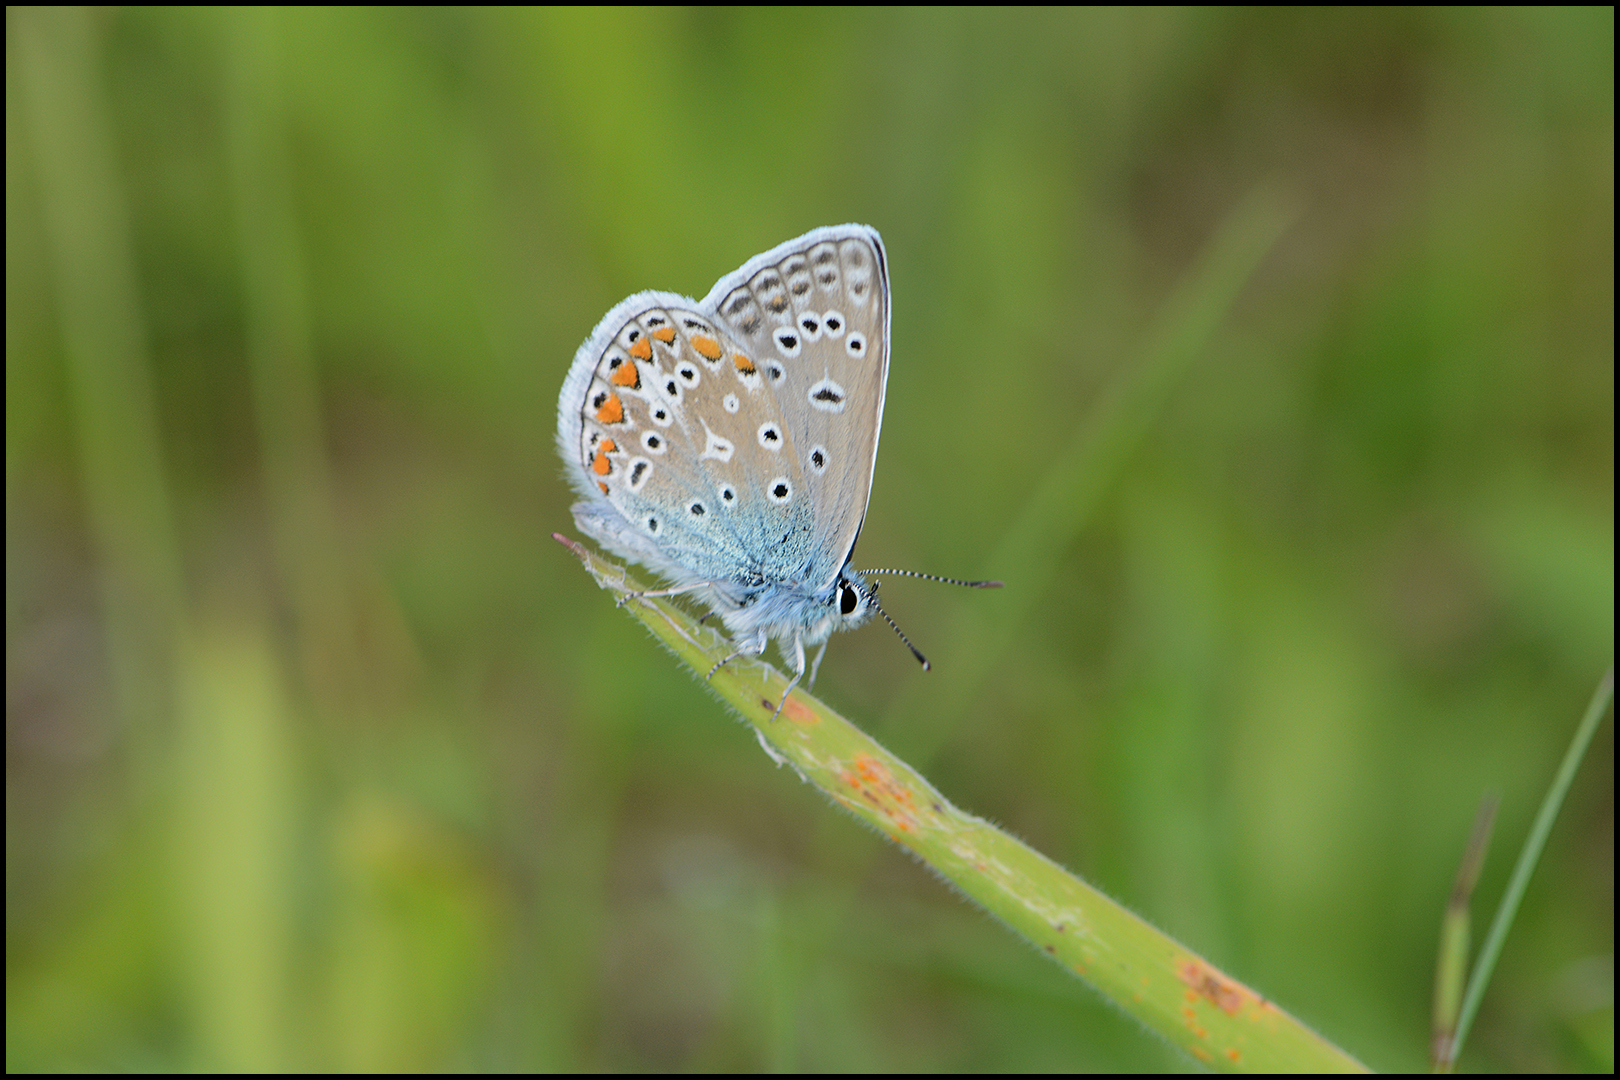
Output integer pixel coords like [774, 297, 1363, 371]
[7, 7, 1611, 1071]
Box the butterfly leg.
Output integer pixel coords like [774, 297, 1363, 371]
[706, 629, 767, 680]
[806, 639, 830, 689]
[769, 632, 809, 722]
[617, 580, 720, 609]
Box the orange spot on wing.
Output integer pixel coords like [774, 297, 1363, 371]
[692, 334, 722, 360]
[610, 361, 639, 387]
[652, 326, 676, 343]
[732, 352, 755, 374]
[598, 482, 608, 494]
[629, 337, 652, 361]
[595, 394, 624, 423]
[591, 440, 617, 475]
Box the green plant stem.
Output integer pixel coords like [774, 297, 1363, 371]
[1441, 666, 1614, 1071]
[556, 534, 1368, 1073]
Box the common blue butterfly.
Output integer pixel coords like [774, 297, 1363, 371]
[558, 225, 995, 717]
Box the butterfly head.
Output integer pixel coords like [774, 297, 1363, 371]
[824, 565, 877, 639]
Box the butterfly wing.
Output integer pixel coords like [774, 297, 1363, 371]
[559, 292, 786, 600]
[705, 225, 890, 594]
[557, 225, 889, 628]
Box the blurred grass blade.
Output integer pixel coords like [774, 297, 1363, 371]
[13, 6, 184, 732]
[173, 625, 297, 1070]
[1430, 792, 1498, 1070]
[223, 8, 362, 713]
[889, 187, 1298, 748]
[557, 534, 1368, 1073]
[1440, 667, 1614, 1071]
[988, 186, 1296, 585]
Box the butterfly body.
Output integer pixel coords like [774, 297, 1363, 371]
[557, 225, 891, 692]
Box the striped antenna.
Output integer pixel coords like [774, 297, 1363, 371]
[865, 587, 930, 671]
[861, 568, 1003, 589]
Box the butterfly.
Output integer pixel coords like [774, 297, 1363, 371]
[558, 225, 995, 717]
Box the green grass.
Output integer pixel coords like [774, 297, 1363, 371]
[7, 7, 1612, 1071]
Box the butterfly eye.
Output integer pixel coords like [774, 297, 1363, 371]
[838, 581, 861, 616]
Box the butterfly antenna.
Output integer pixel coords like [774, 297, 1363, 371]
[861, 568, 1003, 589]
[865, 587, 931, 671]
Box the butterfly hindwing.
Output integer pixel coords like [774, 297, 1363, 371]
[563, 300, 768, 592]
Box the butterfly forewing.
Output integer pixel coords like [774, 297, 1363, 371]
[710, 232, 889, 592]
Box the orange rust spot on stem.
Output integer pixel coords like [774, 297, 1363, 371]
[841, 754, 924, 832]
[781, 693, 817, 724]
[692, 334, 722, 360]
[854, 755, 889, 784]
[1177, 959, 1249, 1016]
[595, 394, 624, 423]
